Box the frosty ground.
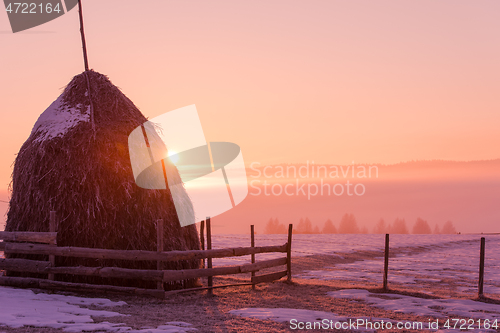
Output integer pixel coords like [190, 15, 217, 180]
[1, 234, 499, 332]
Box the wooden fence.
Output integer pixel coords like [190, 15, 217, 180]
[382, 234, 489, 298]
[0, 214, 293, 298]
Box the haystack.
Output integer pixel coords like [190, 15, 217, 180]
[5, 70, 201, 289]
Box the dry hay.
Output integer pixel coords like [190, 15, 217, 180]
[5, 70, 201, 289]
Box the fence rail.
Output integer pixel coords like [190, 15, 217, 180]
[0, 214, 293, 298]
[0, 231, 56, 245]
[0, 242, 287, 262]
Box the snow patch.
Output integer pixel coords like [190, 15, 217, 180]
[122, 323, 196, 333]
[31, 94, 90, 143]
[0, 287, 195, 332]
[230, 307, 403, 332]
[0, 286, 124, 330]
[230, 307, 341, 323]
[328, 289, 500, 319]
[298, 268, 418, 284]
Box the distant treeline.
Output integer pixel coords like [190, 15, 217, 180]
[264, 214, 458, 235]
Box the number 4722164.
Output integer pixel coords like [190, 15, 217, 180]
[443, 319, 498, 330]
[5, 2, 62, 14]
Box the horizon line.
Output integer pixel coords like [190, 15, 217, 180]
[247, 158, 500, 168]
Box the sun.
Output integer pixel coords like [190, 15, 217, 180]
[167, 150, 179, 164]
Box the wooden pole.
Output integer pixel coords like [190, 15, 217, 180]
[383, 234, 389, 291]
[200, 220, 205, 268]
[48, 211, 57, 281]
[156, 219, 164, 290]
[478, 237, 485, 297]
[206, 217, 213, 294]
[287, 224, 293, 282]
[251, 225, 255, 290]
[77, 0, 89, 71]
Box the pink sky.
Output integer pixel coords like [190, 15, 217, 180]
[1, 0, 499, 196]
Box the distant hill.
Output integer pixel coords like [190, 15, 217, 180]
[212, 159, 500, 234]
[247, 159, 500, 181]
[2, 160, 499, 234]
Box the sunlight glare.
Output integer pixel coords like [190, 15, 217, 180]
[168, 150, 179, 164]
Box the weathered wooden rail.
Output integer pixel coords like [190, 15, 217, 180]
[0, 231, 56, 244]
[0, 215, 293, 298]
[0, 242, 287, 262]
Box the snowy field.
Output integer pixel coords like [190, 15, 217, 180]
[211, 233, 485, 263]
[298, 239, 500, 295]
[213, 234, 500, 297]
[224, 234, 500, 332]
[1, 233, 500, 332]
[231, 292, 500, 332]
[231, 302, 500, 332]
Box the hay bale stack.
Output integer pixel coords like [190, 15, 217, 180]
[5, 70, 200, 289]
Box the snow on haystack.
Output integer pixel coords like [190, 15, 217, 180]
[31, 93, 90, 143]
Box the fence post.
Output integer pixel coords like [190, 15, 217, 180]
[48, 211, 57, 281]
[206, 217, 213, 294]
[478, 237, 485, 297]
[287, 224, 293, 282]
[251, 225, 255, 289]
[200, 220, 205, 269]
[156, 219, 164, 290]
[383, 234, 389, 291]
